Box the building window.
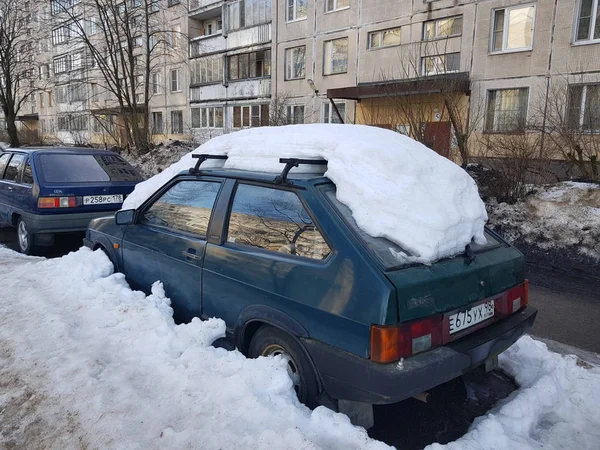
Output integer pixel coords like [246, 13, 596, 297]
[52, 25, 69, 45]
[71, 115, 88, 131]
[170, 69, 181, 92]
[233, 104, 269, 128]
[368, 28, 401, 49]
[286, 105, 305, 124]
[491, 5, 535, 53]
[325, 0, 348, 13]
[285, 46, 305, 80]
[323, 38, 348, 75]
[168, 25, 181, 48]
[485, 88, 529, 133]
[422, 53, 460, 76]
[567, 84, 600, 132]
[53, 55, 70, 74]
[575, 0, 600, 42]
[323, 102, 346, 123]
[287, 0, 307, 22]
[227, 0, 272, 31]
[152, 112, 164, 134]
[228, 50, 271, 81]
[151, 71, 161, 94]
[171, 110, 183, 134]
[191, 57, 223, 85]
[423, 16, 463, 40]
[191, 107, 224, 128]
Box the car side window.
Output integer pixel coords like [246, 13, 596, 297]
[227, 184, 331, 261]
[3, 154, 26, 182]
[140, 180, 221, 237]
[0, 153, 10, 178]
[21, 158, 34, 185]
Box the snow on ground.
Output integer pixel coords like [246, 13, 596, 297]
[123, 125, 487, 264]
[121, 141, 194, 179]
[2, 246, 600, 449]
[486, 182, 600, 261]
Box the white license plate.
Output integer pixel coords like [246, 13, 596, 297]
[449, 300, 495, 334]
[83, 194, 123, 205]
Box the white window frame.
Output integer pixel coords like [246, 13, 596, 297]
[368, 28, 402, 50]
[322, 101, 346, 124]
[485, 88, 530, 133]
[423, 16, 463, 41]
[286, 105, 305, 124]
[287, 0, 307, 23]
[325, 0, 349, 14]
[191, 106, 224, 129]
[490, 4, 536, 54]
[323, 38, 349, 75]
[574, 0, 600, 44]
[285, 46, 306, 80]
[421, 53, 460, 76]
[170, 69, 181, 92]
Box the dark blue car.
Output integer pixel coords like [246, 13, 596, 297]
[84, 156, 535, 429]
[0, 147, 142, 254]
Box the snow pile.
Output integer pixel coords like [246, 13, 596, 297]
[429, 336, 600, 450]
[0, 247, 389, 450]
[123, 125, 487, 264]
[121, 141, 195, 178]
[487, 182, 600, 261]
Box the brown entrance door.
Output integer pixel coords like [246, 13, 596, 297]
[424, 121, 451, 158]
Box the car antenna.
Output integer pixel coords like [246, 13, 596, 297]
[274, 158, 327, 185]
[189, 154, 228, 175]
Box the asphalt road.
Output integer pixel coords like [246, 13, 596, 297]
[1, 226, 599, 449]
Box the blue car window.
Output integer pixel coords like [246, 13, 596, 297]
[227, 184, 331, 261]
[21, 158, 34, 185]
[38, 153, 141, 183]
[3, 154, 26, 182]
[140, 180, 221, 237]
[0, 153, 10, 178]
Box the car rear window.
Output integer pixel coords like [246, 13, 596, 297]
[320, 184, 505, 269]
[38, 153, 142, 183]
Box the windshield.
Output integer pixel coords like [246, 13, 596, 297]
[38, 153, 142, 183]
[319, 184, 505, 269]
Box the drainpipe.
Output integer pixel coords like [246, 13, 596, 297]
[540, 0, 559, 158]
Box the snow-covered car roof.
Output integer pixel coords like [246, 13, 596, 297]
[123, 124, 487, 264]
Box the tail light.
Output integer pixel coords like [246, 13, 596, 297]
[38, 196, 79, 208]
[370, 280, 529, 363]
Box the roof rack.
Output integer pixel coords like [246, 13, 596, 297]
[189, 154, 228, 175]
[274, 158, 328, 185]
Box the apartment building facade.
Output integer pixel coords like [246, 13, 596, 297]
[8, 0, 600, 162]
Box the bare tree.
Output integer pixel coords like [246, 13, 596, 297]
[0, 0, 42, 146]
[53, 0, 186, 153]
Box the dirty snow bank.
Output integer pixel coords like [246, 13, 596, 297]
[0, 247, 388, 450]
[429, 336, 600, 450]
[121, 140, 195, 179]
[486, 182, 600, 261]
[123, 125, 487, 264]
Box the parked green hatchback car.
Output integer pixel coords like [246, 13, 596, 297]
[85, 156, 536, 427]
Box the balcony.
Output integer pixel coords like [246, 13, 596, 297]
[190, 34, 226, 58]
[190, 78, 271, 102]
[227, 23, 271, 49]
[189, 0, 223, 19]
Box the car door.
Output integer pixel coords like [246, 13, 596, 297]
[0, 153, 30, 222]
[0, 153, 13, 225]
[121, 177, 223, 323]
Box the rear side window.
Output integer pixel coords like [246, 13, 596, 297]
[0, 153, 10, 178]
[38, 153, 142, 183]
[3, 154, 26, 182]
[227, 184, 331, 261]
[140, 180, 221, 237]
[22, 158, 34, 185]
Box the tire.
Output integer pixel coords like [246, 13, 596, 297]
[17, 218, 35, 255]
[248, 326, 320, 408]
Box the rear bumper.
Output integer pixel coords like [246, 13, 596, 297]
[303, 306, 537, 405]
[22, 212, 116, 234]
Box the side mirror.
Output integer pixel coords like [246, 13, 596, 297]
[115, 209, 136, 225]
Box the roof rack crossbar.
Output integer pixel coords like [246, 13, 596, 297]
[189, 154, 228, 174]
[274, 158, 327, 185]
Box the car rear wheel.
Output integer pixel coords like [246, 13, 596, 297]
[17, 218, 35, 255]
[248, 326, 319, 408]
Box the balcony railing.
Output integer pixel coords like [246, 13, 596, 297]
[190, 34, 226, 58]
[189, 0, 222, 13]
[190, 78, 271, 102]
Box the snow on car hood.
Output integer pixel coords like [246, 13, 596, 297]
[123, 124, 488, 264]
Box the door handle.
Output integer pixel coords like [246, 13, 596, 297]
[182, 249, 202, 261]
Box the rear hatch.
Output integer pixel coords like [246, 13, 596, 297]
[35, 152, 142, 214]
